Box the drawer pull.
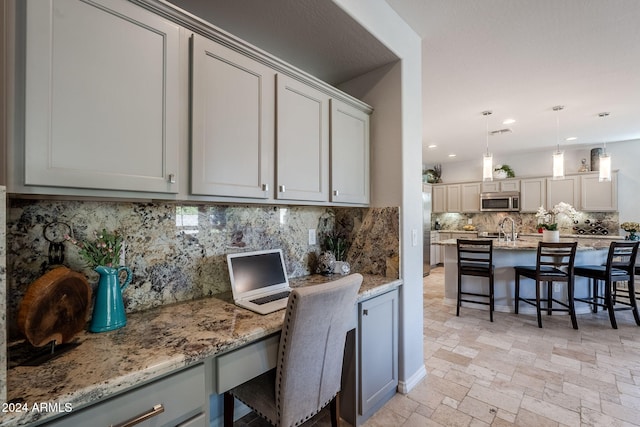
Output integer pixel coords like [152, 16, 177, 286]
[112, 404, 164, 427]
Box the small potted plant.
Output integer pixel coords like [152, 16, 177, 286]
[493, 164, 515, 179]
[535, 203, 578, 242]
[621, 221, 640, 241]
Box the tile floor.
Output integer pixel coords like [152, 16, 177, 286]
[237, 266, 640, 426]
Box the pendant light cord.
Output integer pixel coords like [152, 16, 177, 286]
[553, 105, 564, 153]
[483, 110, 492, 155]
[599, 112, 610, 154]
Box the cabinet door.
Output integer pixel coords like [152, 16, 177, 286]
[520, 178, 546, 212]
[446, 184, 462, 212]
[461, 183, 480, 212]
[546, 176, 580, 208]
[500, 180, 520, 192]
[25, 0, 181, 193]
[481, 181, 500, 192]
[330, 99, 370, 204]
[191, 34, 274, 198]
[432, 185, 446, 213]
[359, 290, 398, 417]
[276, 74, 330, 202]
[581, 172, 618, 211]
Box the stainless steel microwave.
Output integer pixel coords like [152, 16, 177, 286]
[480, 192, 520, 212]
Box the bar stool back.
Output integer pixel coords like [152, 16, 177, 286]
[574, 241, 640, 329]
[456, 239, 495, 321]
[514, 242, 578, 329]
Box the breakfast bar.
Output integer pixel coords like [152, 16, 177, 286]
[437, 236, 622, 314]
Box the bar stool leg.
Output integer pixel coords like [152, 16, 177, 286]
[592, 278, 598, 313]
[536, 279, 543, 328]
[546, 281, 553, 315]
[568, 278, 578, 330]
[456, 270, 462, 317]
[627, 276, 640, 326]
[489, 274, 494, 322]
[514, 274, 520, 314]
[605, 279, 618, 329]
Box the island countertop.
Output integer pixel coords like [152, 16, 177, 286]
[436, 236, 623, 250]
[3, 274, 401, 427]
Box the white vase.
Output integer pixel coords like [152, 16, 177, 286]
[542, 230, 560, 242]
[493, 170, 508, 179]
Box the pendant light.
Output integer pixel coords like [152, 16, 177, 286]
[598, 112, 612, 182]
[552, 105, 565, 179]
[482, 110, 493, 181]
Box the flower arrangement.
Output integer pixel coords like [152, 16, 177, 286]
[536, 202, 578, 231]
[621, 222, 640, 233]
[494, 164, 515, 178]
[65, 228, 123, 268]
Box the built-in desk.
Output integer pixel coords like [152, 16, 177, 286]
[4, 274, 401, 427]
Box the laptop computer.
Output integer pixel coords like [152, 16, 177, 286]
[227, 249, 292, 315]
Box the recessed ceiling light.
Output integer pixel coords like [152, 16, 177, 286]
[503, 119, 516, 125]
[448, 154, 457, 158]
[427, 144, 437, 149]
[565, 137, 577, 141]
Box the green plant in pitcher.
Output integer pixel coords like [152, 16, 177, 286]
[324, 232, 349, 262]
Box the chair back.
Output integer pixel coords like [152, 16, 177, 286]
[275, 273, 362, 427]
[606, 241, 639, 276]
[457, 239, 493, 272]
[535, 242, 577, 275]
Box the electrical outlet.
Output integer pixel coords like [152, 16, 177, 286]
[468, 219, 473, 224]
[308, 229, 316, 245]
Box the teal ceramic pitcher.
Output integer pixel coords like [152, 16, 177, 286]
[89, 265, 132, 333]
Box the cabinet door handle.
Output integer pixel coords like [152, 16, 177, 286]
[262, 183, 269, 192]
[333, 189, 339, 196]
[168, 174, 176, 184]
[279, 185, 286, 193]
[111, 404, 164, 427]
[363, 309, 368, 316]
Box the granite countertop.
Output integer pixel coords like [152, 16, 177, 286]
[436, 236, 622, 250]
[3, 274, 401, 427]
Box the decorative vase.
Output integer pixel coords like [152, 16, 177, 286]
[90, 265, 132, 333]
[627, 232, 640, 241]
[542, 230, 560, 243]
[317, 251, 336, 276]
[493, 170, 508, 179]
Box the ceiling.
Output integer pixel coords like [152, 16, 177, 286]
[168, 0, 640, 165]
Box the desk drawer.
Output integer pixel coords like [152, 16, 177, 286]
[215, 333, 280, 394]
[44, 364, 206, 427]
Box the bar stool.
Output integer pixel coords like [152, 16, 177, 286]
[456, 239, 495, 321]
[514, 242, 578, 329]
[574, 241, 640, 329]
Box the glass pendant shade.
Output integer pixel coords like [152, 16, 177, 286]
[552, 150, 565, 179]
[483, 152, 493, 181]
[599, 152, 611, 182]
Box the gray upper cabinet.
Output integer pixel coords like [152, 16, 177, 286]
[580, 171, 618, 211]
[190, 34, 275, 199]
[24, 0, 181, 193]
[330, 99, 370, 204]
[276, 74, 330, 202]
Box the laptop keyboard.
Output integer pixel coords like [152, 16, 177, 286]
[250, 291, 291, 305]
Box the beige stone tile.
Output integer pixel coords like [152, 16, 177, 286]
[514, 408, 559, 427]
[467, 383, 522, 414]
[520, 395, 580, 426]
[494, 409, 516, 424]
[562, 381, 601, 404]
[457, 396, 497, 424]
[620, 393, 640, 411]
[384, 393, 420, 419]
[400, 412, 442, 427]
[444, 367, 477, 389]
[601, 399, 640, 424]
[414, 403, 435, 419]
[434, 348, 473, 367]
[542, 387, 581, 412]
[430, 404, 473, 427]
[618, 380, 640, 398]
[424, 375, 470, 402]
[361, 407, 407, 427]
[465, 363, 497, 383]
[580, 406, 626, 427]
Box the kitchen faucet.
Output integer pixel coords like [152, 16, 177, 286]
[499, 216, 516, 242]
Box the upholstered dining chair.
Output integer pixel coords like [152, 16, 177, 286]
[574, 241, 639, 329]
[514, 242, 578, 329]
[224, 273, 362, 427]
[456, 239, 495, 321]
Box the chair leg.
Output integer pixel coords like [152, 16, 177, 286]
[330, 393, 341, 427]
[457, 272, 462, 317]
[568, 278, 578, 330]
[592, 278, 598, 313]
[604, 280, 618, 329]
[489, 274, 494, 322]
[626, 277, 640, 326]
[514, 274, 520, 314]
[536, 280, 543, 328]
[224, 392, 235, 427]
[546, 281, 553, 315]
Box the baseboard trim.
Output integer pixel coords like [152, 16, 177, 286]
[398, 364, 427, 394]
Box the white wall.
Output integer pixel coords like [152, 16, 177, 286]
[334, 0, 426, 392]
[428, 140, 640, 222]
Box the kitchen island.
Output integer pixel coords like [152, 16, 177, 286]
[437, 235, 624, 315]
[3, 274, 401, 427]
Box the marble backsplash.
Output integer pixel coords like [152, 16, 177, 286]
[5, 199, 399, 340]
[433, 211, 620, 235]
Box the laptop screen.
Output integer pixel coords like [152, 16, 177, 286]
[227, 249, 288, 294]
